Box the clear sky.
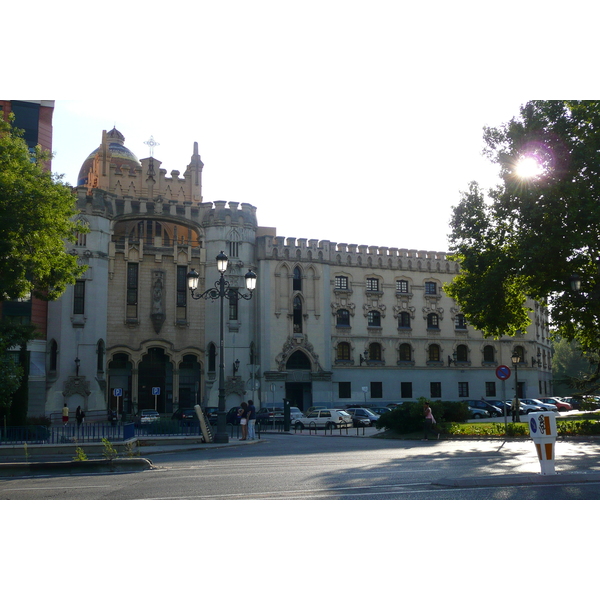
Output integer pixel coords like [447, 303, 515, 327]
[9, 1, 596, 255]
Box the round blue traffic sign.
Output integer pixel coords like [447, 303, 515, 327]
[530, 417, 537, 433]
[496, 365, 511, 380]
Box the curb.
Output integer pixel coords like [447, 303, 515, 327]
[435, 471, 600, 488]
[0, 457, 154, 478]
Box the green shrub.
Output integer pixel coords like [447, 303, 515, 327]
[376, 398, 471, 434]
[73, 447, 88, 461]
[557, 419, 600, 436]
[101, 438, 118, 461]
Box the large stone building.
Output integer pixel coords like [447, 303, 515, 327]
[43, 127, 552, 419]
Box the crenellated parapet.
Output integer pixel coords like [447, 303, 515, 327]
[256, 234, 459, 272]
[200, 200, 258, 230]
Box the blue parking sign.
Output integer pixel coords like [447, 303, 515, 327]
[152, 387, 161, 395]
[113, 388, 123, 397]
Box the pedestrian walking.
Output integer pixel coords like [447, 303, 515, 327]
[238, 402, 248, 440]
[512, 397, 521, 422]
[247, 400, 256, 440]
[423, 402, 439, 440]
[62, 403, 69, 426]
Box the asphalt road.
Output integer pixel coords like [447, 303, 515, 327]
[2, 434, 600, 500]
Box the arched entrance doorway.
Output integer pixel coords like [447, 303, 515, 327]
[285, 350, 312, 412]
[138, 348, 173, 413]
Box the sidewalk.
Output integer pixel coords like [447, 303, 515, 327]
[0, 435, 264, 477]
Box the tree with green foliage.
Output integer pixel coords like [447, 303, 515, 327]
[0, 112, 87, 423]
[446, 101, 600, 358]
[0, 112, 86, 302]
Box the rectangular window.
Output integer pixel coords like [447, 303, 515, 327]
[339, 382, 351, 399]
[73, 280, 85, 314]
[425, 281, 437, 295]
[127, 263, 138, 305]
[458, 382, 469, 397]
[485, 382, 496, 397]
[396, 280, 409, 294]
[430, 382, 441, 398]
[229, 291, 239, 320]
[366, 278, 380, 292]
[335, 275, 348, 289]
[371, 381, 383, 398]
[176, 266, 187, 307]
[400, 382, 412, 398]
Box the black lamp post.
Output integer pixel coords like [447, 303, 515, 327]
[511, 351, 521, 422]
[187, 251, 257, 443]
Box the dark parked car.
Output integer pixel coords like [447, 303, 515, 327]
[204, 406, 219, 425]
[172, 408, 198, 422]
[345, 407, 380, 425]
[369, 407, 391, 416]
[256, 406, 284, 423]
[466, 399, 503, 418]
[226, 407, 241, 425]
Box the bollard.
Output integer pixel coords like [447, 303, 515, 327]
[528, 411, 558, 475]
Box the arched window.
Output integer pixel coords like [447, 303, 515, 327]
[293, 266, 302, 291]
[97, 340, 105, 372]
[513, 345, 525, 363]
[293, 296, 303, 333]
[456, 344, 469, 362]
[398, 312, 411, 329]
[208, 343, 217, 373]
[368, 310, 381, 327]
[368, 343, 382, 361]
[428, 344, 441, 362]
[336, 309, 350, 327]
[336, 342, 351, 361]
[483, 345, 495, 362]
[49, 340, 58, 372]
[399, 343, 412, 362]
[427, 313, 439, 329]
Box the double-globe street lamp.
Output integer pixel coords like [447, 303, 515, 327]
[187, 251, 257, 443]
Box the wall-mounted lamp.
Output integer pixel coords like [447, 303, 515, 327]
[531, 349, 542, 368]
[447, 351, 458, 366]
[359, 349, 370, 365]
[233, 358, 240, 375]
[75, 357, 81, 377]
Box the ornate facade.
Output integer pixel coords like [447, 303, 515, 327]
[43, 128, 552, 419]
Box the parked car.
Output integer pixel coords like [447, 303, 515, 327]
[289, 407, 305, 424]
[140, 409, 160, 425]
[369, 407, 391, 416]
[519, 398, 556, 413]
[171, 408, 198, 422]
[256, 406, 284, 422]
[295, 409, 353, 429]
[345, 407, 379, 425]
[483, 399, 517, 416]
[257, 406, 304, 425]
[204, 406, 219, 425]
[468, 407, 490, 419]
[466, 399, 503, 418]
[226, 407, 241, 425]
[351, 414, 371, 427]
[537, 397, 573, 411]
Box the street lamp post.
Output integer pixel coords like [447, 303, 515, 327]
[187, 251, 257, 443]
[511, 351, 521, 422]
